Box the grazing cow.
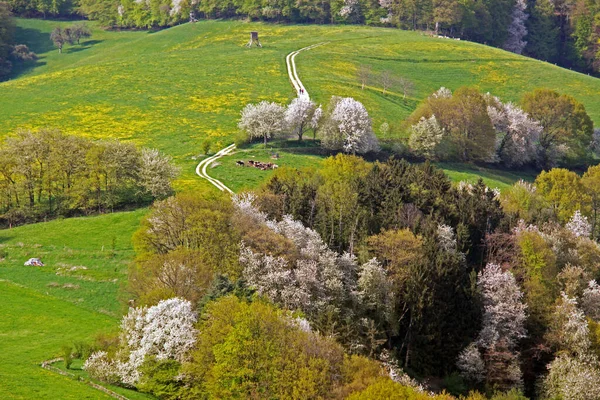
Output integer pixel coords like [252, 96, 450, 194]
[236, 160, 245, 166]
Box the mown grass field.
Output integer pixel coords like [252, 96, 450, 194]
[0, 210, 148, 399]
[3, 18, 600, 192]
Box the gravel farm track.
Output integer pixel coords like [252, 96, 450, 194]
[194, 42, 327, 192]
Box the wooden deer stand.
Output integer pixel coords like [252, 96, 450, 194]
[246, 31, 262, 48]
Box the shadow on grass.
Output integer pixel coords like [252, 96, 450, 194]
[14, 26, 55, 54]
[66, 40, 104, 54]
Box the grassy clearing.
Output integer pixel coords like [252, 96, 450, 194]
[0, 280, 116, 399]
[438, 163, 538, 191]
[3, 19, 600, 192]
[0, 211, 149, 398]
[0, 209, 146, 316]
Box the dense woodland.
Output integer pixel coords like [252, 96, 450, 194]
[5, 0, 600, 74]
[71, 154, 600, 399]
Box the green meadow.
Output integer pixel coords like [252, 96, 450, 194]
[2, 18, 600, 191]
[0, 210, 147, 398]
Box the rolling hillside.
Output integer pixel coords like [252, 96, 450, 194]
[2, 18, 600, 191]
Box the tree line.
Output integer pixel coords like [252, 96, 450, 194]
[0, 129, 179, 226]
[6, 0, 600, 74]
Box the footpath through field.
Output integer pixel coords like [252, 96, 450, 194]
[195, 43, 326, 192]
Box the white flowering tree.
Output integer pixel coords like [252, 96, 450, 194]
[285, 97, 317, 141]
[583, 280, 600, 320]
[408, 115, 444, 159]
[235, 197, 366, 329]
[321, 97, 379, 154]
[543, 293, 600, 399]
[503, 0, 528, 54]
[487, 100, 541, 167]
[310, 105, 323, 139]
[437, 224, 457, 252]
[86, 298, 197, 386]
[238, 101, 286, 146]
[458, 263, 527, 389]
[357, 258, 393, 322]
[431, 87, 452, 99]
[566, 210, 592, 238]
[138, 148, 180, 198]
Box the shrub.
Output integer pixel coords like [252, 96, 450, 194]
[61, 344, 73, 369]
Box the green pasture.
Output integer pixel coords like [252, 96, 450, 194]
[0, 211, 150, 398]
[2, 18, 600, 192]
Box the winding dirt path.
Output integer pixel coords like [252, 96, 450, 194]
[196, 43, 326, 192]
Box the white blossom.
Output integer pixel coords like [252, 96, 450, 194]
[542, 354, 600, 400]
[380, 350, 426, 392]
[583, 280, 600, 321]
[285, 97, 317, 141]
[357, 258, 393, 321]
[238, 101, 286, 145]
[339, 0, 359, 18]
[322, 97, 379, 154]
[138, 148, 179, 198]
[437, 224, 457, 252]
[236, 198, 359, 321]
[488, 101, 541, 167]
[408, 115, 444, 159]
[457, 343, 485, 382]
[84, 351, 119, 383]
[503, 0, 528, 55]
[566, 210, 592, 238]
[513, 219, 540, 235]
[117, 298, 197, 385]
[431, 87, 452, 99]
[170, 0, 184, 16]
[310, 105, 322, 131]
[477, 263, 527, 349]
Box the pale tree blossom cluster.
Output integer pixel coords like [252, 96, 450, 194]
[487, 100, 541, 167]
[582, 280, 600, 320]
[357, 258, 394, 321]
[285, 97, 318, 141]
[431, 87, 452, 99]
[83, 351, 120, 384]
[339, 0, 360, 18]
[502, 0, 528, 54]
[238, 101, 286, 145]
[566, 210, 592, 238]
[85, 298, 197, 386]
[234, 194, 392, 328]
[379, 350, 427, 393]
[512, 218, 541, 235]
[437, 224, 457, 252]
[458, 263, 527, 389]
[322, 97, 379, 154]
[542, 355, 600, 400]
[542, 293, 600, 399]
[408, 115, 444, 159]
[311, 105, 323, 132]
[138, 148, 180, 198]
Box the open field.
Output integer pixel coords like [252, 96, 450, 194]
[0, 211, 149, 399]
[2, 19, 600, 191]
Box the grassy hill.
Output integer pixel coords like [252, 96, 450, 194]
[2, 18, 599, 191]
